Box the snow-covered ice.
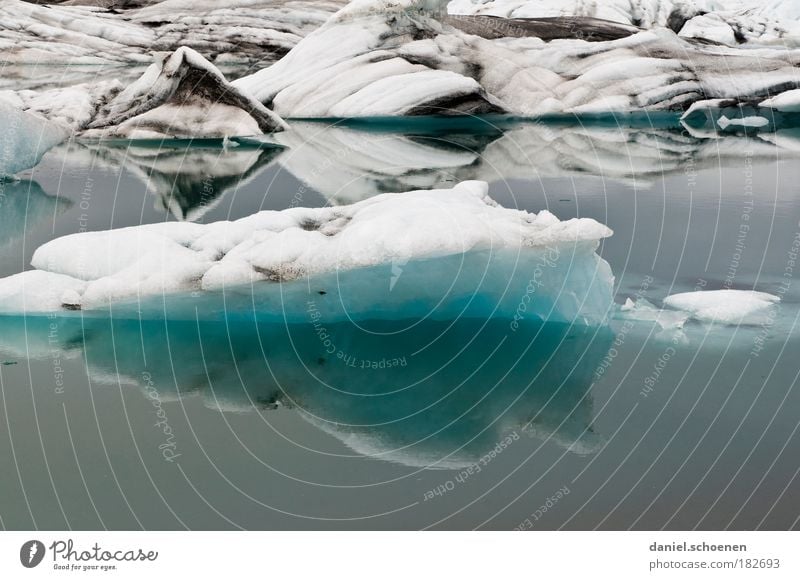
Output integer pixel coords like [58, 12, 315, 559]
[0, 180, 614, 325]
[663, 289, 780, 325]
[4, 47, 287, 138]
[234, 0, 800, 118]
[0, 0, 347, 66]
[83, 47, 287, 138]
[449, 0, 800, 47]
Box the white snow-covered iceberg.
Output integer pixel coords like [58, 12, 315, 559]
[664, 289, 780, 325]
[4, 47, 287, 138]
[82, 47, 287, 138]
[0, 180, 614, 325]
[234, 0, 800, 118]
[0, 0, 346, 66]
[449, 0, 800, 47]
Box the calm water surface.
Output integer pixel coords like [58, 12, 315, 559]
[1, 116, 800, 529]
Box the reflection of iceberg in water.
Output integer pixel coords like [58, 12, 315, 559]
[271, 120, 800, 203]
[54, 139, 284, 221]
[0, 179, 73, 248]
[0, 314, 610, 467]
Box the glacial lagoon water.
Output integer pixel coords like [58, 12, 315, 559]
[2, 116, 800, 529]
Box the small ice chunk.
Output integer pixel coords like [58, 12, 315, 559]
[717, 115, 770, 130]
[617, 297, 688, 330]
[760, 89, 800, 112]
[663, 289, 780, 325]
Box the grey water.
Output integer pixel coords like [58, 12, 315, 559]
[2, 117, 800, 529]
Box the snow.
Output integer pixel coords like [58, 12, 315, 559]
[2, 47, 287, 137]
[0, 102, 69, 178]
[449, 0, 800, 47]
[760, 89, 800, 113]
[234, 0, 800, 118]
[717, 115, 770, 129]
[82, 47, 287, 138]
[0, 181, 614, 325]
[0, 0, 346, 66]
[663, 289, 780, 324]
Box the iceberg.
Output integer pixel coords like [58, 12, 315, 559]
[449, 0, 800, 47]
[0, 181, 614, 325]
[234, 0, 800, 118]
[0, 313, 609, 465]
[0, 102, 69, 178]
[82, 47, 287, 138]
[663, 289, 780, 325]
[0, 0, 346, 66]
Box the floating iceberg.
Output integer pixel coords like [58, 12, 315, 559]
[82, 47, 287, 138]
[5, 47, 287, 138]
[0, 313, 609, 465]
[0, 102, 69, 178]
[663, 289, 780, 325]
[0, 181, 614, 325]
[234, 0, 800, 118]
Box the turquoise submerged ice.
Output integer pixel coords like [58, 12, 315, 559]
[0, 314, 610, 466]
[0, 181, 614, 326]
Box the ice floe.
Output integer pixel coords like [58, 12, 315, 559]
[619, 289, 781, 328]
[0, 180, 614, 324]
[663, 289, 780, 325]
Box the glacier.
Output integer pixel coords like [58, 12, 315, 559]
[5, 47, 287, 137]
[0, 180, 615, 325]
[232, 0, 800, 118]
